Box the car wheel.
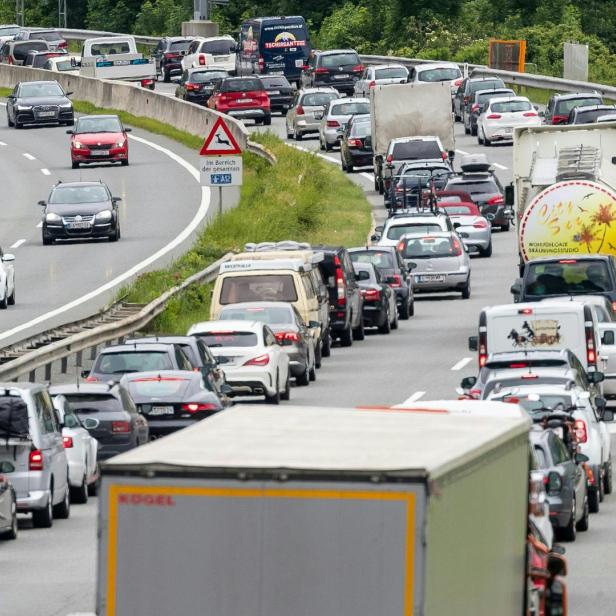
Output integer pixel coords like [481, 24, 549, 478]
[121, 159, 129, 166]
[294, 131, 303, 141]
[324, 140, 332, 152]
[558, 497, 577, 542]
[7, 113, 13, 127]
[588, 486, 600, 514]
[461, 279, 471, 299]
[479, 242, 493, 258]
[408, 298, 415, 317]
[109, 224, 120, 242]
[42, 233, 53, 246]
[321, 331, 331, 358]
[286, 125, 293, 139]
[7, 283, 14, 306]
[339, 324, 353, 347]
[500, 221, 510, 232]
[374, 177, 379, 192]
[604, 462, 613, 495]
[280, 374, 291, 400]
[265, 372, 281, 405]
[1, 499, 18, 540]
[263, 114, 272, 126]
[0, 288, 7, 310]
[70, 473, 88, 504]
[319, 137, 325, 151]
[391, 308, 399, 330]
[14, 119, 22, 129]
[53, 483, 71, 519]
[309, 360, 316, 381]
[378, 179, 384, 195]
[352, 317, 365, 341]
[378, 309, 391, 334]
[347, 162, 354, 173]
[32, 488, 53, 528]
[477, 129, 483, 145]
[464, 119, 470, 135]
[88, 465, 100, 497]
[471, 124, 477, 136]
[296, 363, 310, 386]
[398, 296, 410, 320]
[576, 494, 590, 532]
[163, 68, 170, 83]
[483, 129, 492, 146]
[71, 161, 79, 169]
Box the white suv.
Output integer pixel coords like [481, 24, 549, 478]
[181, 35, 236, 74]
[373, 212, 453, 247]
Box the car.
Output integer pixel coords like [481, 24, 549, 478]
[408, 62, 463, 96]
[181, 35, 237, 75]
[477, 96, 541, 145]
[186, 320, 291, 403]
[258, 75, 294, 114]
[218, 301, 318, 386]
[349, 245, 415, 319]
[121, 370, 225, 439]
[207, 76, 271, 125]
[67, 114, 131, 168]
[300, 49, 363, 96]
[84, 342, 196, 384]
[464, 88, 515, 136]
[23, 49, 66, 68]
[49, 383, 149, 461]
[397, 231, 472, 299]
[286, 87, 340, 140]
[318, 97, 370, 150]
[386, 161, 453, 210]
[51, 395, 99, 503]
[0, 460, 17, 539]
[0, 39, 50, 65]
[340, 113, 372, 172]
[439, 201, 492, 257]
[567, 104, 616, 124]
[544, 92, 603, 125]
[0, 383, 70, 528]
[0, 245, 15, 309]
[541, 294, 616, 323]
[596, 113, 616, 123]
[42, 54, 80, 74]
[175, 68, 227, 105]
[151, 36, 194, 82]
[13, 28, 67, 51]
[6, 79, 73, 128]
[0, 24, 21, 45]
[530, 427, 589, 541]
[353, 63, 409, 97]
[373, 211, 453, 247]
[353, 262, 398, 333]
[453, 76, 506, 124]
[40, 180, 122, 245]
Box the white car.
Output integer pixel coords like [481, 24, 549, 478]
[181, 35, 236, 74]
[477, 96, 541, 145]
[408, 62, 463, 96]
[318, 97, 369, 150]
[43, 54, 80, 74]
[0, 246, 15, 309]
[187, 320, 291, 404]
[52, 395, 99, 503]
[374, 212, 453, 247]
[353, 63, 409, 97]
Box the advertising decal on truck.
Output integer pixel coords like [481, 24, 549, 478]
[507, 319, 562, 348]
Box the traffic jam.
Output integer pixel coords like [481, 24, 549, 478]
[1, 14, 616, 616]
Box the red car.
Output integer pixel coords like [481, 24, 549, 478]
[207, 76, 271, 125]
[67, 114, 131, 169]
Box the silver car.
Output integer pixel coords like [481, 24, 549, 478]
[286, 87, 340, 141]
[439, 201, 492, 257]
[353, 63, 409, 97]
[318, 97, 369, 150]
[397, 231, 471, 299]
[408, 62, 463, 96]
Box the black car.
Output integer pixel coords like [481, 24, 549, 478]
[6, 80, 74, 128]
[349, 246, 414, 319]
[175, 68, 227, 105]
[23, 50, 66, 69]
[340, 114, 372, 172]
[387, 161, 453, 209]
[464, 88, 515, 136]
[152, 36, 194, 82]
[568, 104, 616, 125]
[301, 49, 363, 96]
[121, 370, 224, 439]
[49, 383, 149, 460]
[544, 92, 603, 125]
[314, 245, 364, 346]
[353, 262, 397, 333]
[40, 181, 121, 244]
[258, 75, 294, 114]
[453, 77, 506, 124]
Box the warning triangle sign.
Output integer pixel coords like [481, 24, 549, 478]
[200, 117, 242, 155]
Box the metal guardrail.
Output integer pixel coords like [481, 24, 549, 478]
[0, 253, 232, 383]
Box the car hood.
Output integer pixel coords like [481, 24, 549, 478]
[17, 95, 70, 106]
[46, 200, 112, 216]
[72, 131, 124, 144]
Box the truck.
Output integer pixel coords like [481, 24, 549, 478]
[510, 123, 616, 273]
[79, 36, 156, 89]
[98, 402, 532, 616]
[371, 81, 455, 194]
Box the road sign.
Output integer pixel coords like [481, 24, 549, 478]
[200, 117, 242, 156]
[200, 155, 243, 186]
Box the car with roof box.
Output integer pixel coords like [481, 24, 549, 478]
[151, 36, 194, 82]
[464, 87, 515, 135]
[285, 87, 340, 140]
[373, 210, 453, 247]
[340, 113, 372, 172]
[318, 97, 369, 150]
[353, 63, 409, 97]
[453, 76, 506, 124]
[300, 48, 363, 96]
[544, 92, 603, 125]
[353, 261, 397, 333]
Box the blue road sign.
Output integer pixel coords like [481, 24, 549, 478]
[211, 173, 232, 185]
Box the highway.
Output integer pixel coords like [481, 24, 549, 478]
[2, 86, 615, 615]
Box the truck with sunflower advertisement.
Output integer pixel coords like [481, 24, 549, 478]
[512, 123, 616, 271]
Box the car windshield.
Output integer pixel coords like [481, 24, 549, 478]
[386, 223, 442, 240]
[320, 53, 360, 68]
[391, 141, 441, 160]
[350, 250, 394, 268]
[490, 100, 532, 113]
[401, 236, 458, 258]
[555, 97, 602, 114]
[48, 185, 108, 204]
[418, 67, 461, 82]
[449, 180, 498, 194]
[260, 76, 290, 88]
[18, 82, 63, 97]
[127, 377, 192, 398]
[330, 102, 369, 116]
[219, 306, 294, 324]
[196, 331, 258, 347]
[74, 116, 122, 133]
[470, 80, 505, 93]
[525, 260, 612, 296]
[573, 109, 615, 124]
[190, 70, 226, 83]
[220, 274, 298, 304]
[50, 59, 75, 71]
[375, 67, 407, 80]
[60, 393, 119, 413]
[169, 40, 191, 51]
[221, 78, 262, 92]
[95, 351, 173, 374]
[442, 204, 480, 216]
[350, 122, 371, 137]
[301, 92, 338, 107]
[201, 39, 235, 55]
[36, 31, 62, 42]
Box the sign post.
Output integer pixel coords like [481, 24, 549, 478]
[199, 117, 243, 216]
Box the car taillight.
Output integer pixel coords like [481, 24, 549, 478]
[521, 373, 539, 379]
[314, 67, 328, 74]
[258, 55, 264, 71]
[181, 403, 218, 413]
[471, 103, 479, 112]
[487, 195, 504, 205]
[575, 419, 588, 444]
[396, 240, 405, 252]
[368, 80, 376, 89]
[8, 56, 13, 64]
[186, 82, 199, 91]
[334, 256, 346, 307]
[545, 472, 562, 494]
[140, 79, 154, 88]
[198, 53, 207, 66]
[275, 331, 301, 345]
[29, 449, 44, 471]
[523, 111, 538, 117]
[386, 154, 393, 164]
[612, 300, 616, 313]
[469, 388, 481, 399]
[352, 64, 364, 73]
[473, 220, 488, 228]
[452, 237, 462, 256]
[486, 113, 502, 119]
[164, 52, 178, 59]
[509, 363, 528, 369]
[112, 421, 131, 433]
[244, 354, 270, 366]
[326, 120, 340, 127]
[479, 328, 487, 368]
[58, 41, 67, 49]
[347, 138, 363, 147]
[519, 308, 533, 315]
[361, 288, 381, 301]
[62, 436, 73, 448]
[586, 323, 596, 366]
[441, 151, 448, 160]
[296, 105, 304, 115]
[552, 114, 568, 125]
[86, 375, 98, 382]
[388, 274, 402, 288]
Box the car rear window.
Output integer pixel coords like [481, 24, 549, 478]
[320, 53, 360, 68]
[375, 67, 407, 80]
[469, 80, 505, 93]
[491, 100, 532, 113]
[572, 109, 614, 124]
[90, 42, 130, 55]
[417, 67, 461, 82]
[391, 141, 441, 160]
[441, 204, 480, 216]
[197, 332, 258, 347]
[50, 59, 75, 71]
[386, 223, 442, 240]
[448, 180, 498, 194]
[476, 90, 514, 104]
[220, 274, 298, 304]
[94, 352, 173, 374]
[62, 394, 119, 413]
[190, 70, 226, 83]
[350, 250, 394, 268]
[169, 40, 191, 51]
[221, 78, 263, 92]
[555, 97, 602, 115]
[260, 76, 290, 88]
[350, 121, 371, 137]
[525, 260, 612, 296]
[127, 376, 192, 398]
[36, 31, 62, 42]
[219, 306, 294, 324]
[201, 39, 235, 55]
[401, 236, 458, 258]
[330, 101, 370, 116]
[301, 92, 338, 107]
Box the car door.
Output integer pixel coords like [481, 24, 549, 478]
[152, 39, 163, 72]
[551, 432, 584, 514]
[294, 309, 315, 368]
[6, 84, 17, 120]
[343, 251, 362, 327]
[264, 325, 288, 385]
[286, 90, 299, 129]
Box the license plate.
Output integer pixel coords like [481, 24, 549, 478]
[37, 111, 56, 117]
[149, 406, 174, 416]
[295, 59, 304, 68]
[269, 90, 280, 95]
[67, 222, 91, 230]
[314, 111, 323, 119]
[418, 274, 445, 283]
[239, 99, 253, 104]
[214, 55, 229, 61]
[114, 60, 130, 66]
[90, 151, 109, 156]
[334, 74, 349, 80]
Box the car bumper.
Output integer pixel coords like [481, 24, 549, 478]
[97, 441, 135, 461]
[480, 205, 507, 226]
[16, 110, 73, 125]
[458, 228, 492, 249]
[16, 489, 48, 511]
[315, 79, 355, 94]
[183, 92, 211, 105]
[412, 272, 469, 292]
[44, 222, 117, 239]
[296, 118, 321, 133]
[225, 107, 269, 119]
[346, 149, 373, 167]
[225, 369, 275, 396]
[323, 126, 343, 145]
[269, 95, 293, 110]
[71, 146, 128, 163]
[362, 304, 387, 327]
[147, 418, 215, 439]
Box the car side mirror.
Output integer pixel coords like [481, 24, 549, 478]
[65, 91, 73, 96]
[602, 330, 615, 345]
[124, 128, 132, 132]
[370, 234, 381, 242]
[38, 200, 46, 207]
[590, 371, 605, 384]
[575, 452, 589, 464]
[538, 110, 545, 118]
[448, 150, 455, 161]
[112, 197, 122, 204]
[308, 320, 321, 329]
[468, 336, 478, 351]
[81, 369, 89, 379]
[453, 222, 461, 229]
[460, 376, 477, 390]
[595, 396, 607, 410]
[374, 225, 384, 233]
[547, 553, 567, 577]
[510, 278, 522, 297]
[2, 254, 15, 263]
[407, 262, 417, 271]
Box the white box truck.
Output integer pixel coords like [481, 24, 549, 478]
[97, 403, 530, 616]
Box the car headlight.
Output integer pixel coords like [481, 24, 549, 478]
[60, 102, 73, 109]
[73, 141, 85, 149]
[46, 213, 61, 222]
[95, 210, 112, 221]
[16, 105, 31, 111]
[115, 139, 126, 148]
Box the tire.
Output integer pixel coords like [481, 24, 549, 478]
[464, 119, 470, 135]
[352, 317, 365, 341]
[604, 462, 613, 495]
[88, 466, 100, 497]
[471, 124, 477, 136]
[7, 112, 13, 127]
[32, 489, 53, 528]
[121, 159, 129, 166]
[378, 309, 391, 334]
[479, 242, 493, 258]
[477, 132, 483, 145]
[319, 138, 325, 151]
[347, 163, 354, 173]
[500, 221, 510, 232]
[42, 234, 53, 246]
[391, 308, 399, 330]
[0, 289, 7, 310]
[576, 495, 590, 532]
[264, 374, 281, 404]
[286, 126, 293, 139]
[294, 131, 303, 141]
[263, 114, 272, 126]
[484, 130, 492, 146]
[398, 297, 410, 320]
[7, 284, 15, 306]
[339, 324, 353, 347]
[324, 140, 332, 152]
[71, 161, 79, 169]
[378, 179, 384, 195]
[461, 280, 471, 299]
[309, 362, 316, 381]
[280, 374, 291, 400]
[0, 499, 17, 540]
[15, 119, 22, 129]
[53, 484, 71, 519]
[409, 298, 415, 317]
[589, 486, 600, 514]
[109, 224, 120, 242]
[558, 497, 577, 542]
[321, 332, 331, 358]
[296, 363, 310, 386]
[374, 177, 379, 192]
[70, 473, 89, 504]
[314, 340, 322, 368]
[163, 68, 170, 83]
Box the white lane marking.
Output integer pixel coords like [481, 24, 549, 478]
[399, 391, 426, 405]
[0, 141, 7, 146]
[451, 357, 472, 371]
[41, 168, 51, 175]
[0, 135, 211, 344]
[360, 172, 375, 181]
[456, 149, 470, 156]
[36, 221, 42, 228]
[492, 162, 508, 170]
[10, 239, 26, 249]
[22, 153, 36, 161]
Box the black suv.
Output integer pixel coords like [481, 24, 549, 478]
[152, 36, 194, 82]
[314, 246, 364, 346]
[544, 92, 602, 125]
[301, 49, 363, 96]
[453, 77, 505, 124]
[568, 104, 616, 125]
